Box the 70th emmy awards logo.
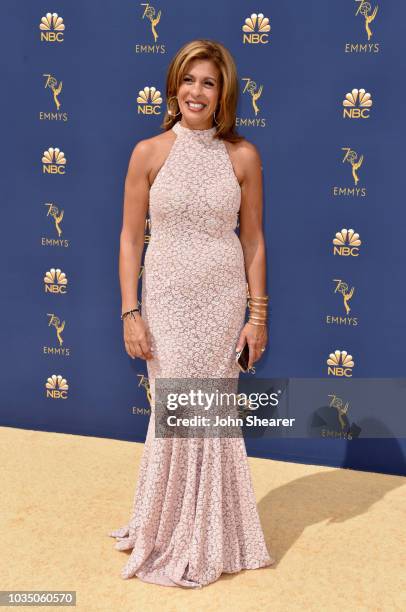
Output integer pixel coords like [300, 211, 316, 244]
[44, 203, 64, 238]
[43, 74, 63, 111]
[331, 148, 367, 198]
[40, 74, 68, 122]
[345, 1, 380, 53]
[342, 148, 364, 186]
[136, 3, 165, 53]
[47, 313, 66, 347]
[141, 3, 161, 42]
[39, 13, 65, 42]
[242, 78, 263, 116]
[333, 279, 355, 317]
[44, 313, 71, 357]
[311, 393, 361, 438]
[355, 0, 378, 41]
[237, 77, 267, 128]
[325, 279, 358, 327]
[132, 374, 152, 415]
[41, 203, 69, 249]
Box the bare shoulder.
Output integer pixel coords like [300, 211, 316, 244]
[127, 130, 173, 179]
[235, 137, 262, 165]
[224, 136, 262, 183]
[129, 130, 169, 160]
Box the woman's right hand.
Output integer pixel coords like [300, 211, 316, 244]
[123, 313, 154, 361]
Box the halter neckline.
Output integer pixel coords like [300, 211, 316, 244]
[172, 121, 216, 138]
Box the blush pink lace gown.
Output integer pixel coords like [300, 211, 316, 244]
[108, 120, 275, 588]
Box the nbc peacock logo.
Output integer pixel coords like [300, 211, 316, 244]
[42, 147, 67, 174]
[333, 228, 362, 257]
[39, 13, 65, 42]
[342, 88, 373, 119]
[45, 374, 69, 399]
[44, 268, 68, 294]
[137, 86, 163, 115]
[327, 350, 354, 377]
[242, 13, 271, 44]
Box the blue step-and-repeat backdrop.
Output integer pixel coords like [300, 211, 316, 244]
[1, 2, 405, 476]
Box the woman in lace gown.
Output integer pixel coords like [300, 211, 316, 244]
[108, 39, 275, 588]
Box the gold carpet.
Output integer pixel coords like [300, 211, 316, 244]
[1, 426, 405, 611]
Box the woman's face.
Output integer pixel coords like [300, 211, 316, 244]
[176, 59, 220, 128]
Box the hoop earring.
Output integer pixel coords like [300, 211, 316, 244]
[213, 108, 219, 125]
[166, 95, 181, 117]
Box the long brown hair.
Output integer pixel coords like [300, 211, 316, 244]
[161, 39, 244, 143]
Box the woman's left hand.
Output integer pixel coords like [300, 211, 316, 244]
[236, 322, 268, 369]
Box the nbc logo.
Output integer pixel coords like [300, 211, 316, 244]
[333, 228, 362, 257]
[327, 350, 354, 377]
[342, 88, 372, 119]
[39, 13, 65, 42]
[45, 374, 69, 399]
[42, 147, 67, 174]
[242, 13, 270, 44]
[137, 86, 162, 115]
[44, 268, 68, 294]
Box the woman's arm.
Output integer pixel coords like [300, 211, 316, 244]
[235, 141, 268, 369]
[238, 141, 267, 298]
[119, 140, 151, 315]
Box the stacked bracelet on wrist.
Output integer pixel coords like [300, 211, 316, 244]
[121, 308, 140, 321]
[247, 295, 269, 327]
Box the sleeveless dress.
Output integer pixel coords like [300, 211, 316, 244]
[108, 120, 275, 588]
